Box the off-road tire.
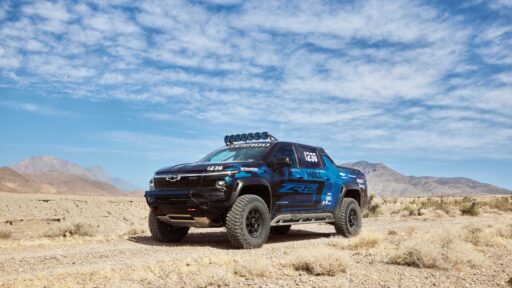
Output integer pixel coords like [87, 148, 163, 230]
[334, 198, 362, 237]
[148, 211, 189, 242]
[270, 225, 291, 235]
[225, 194, 270, 249]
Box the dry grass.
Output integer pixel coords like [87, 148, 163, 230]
[0, 228, 12, 239]
[123, 227, 146, 236]
[507, 276, 512, 287]
[191, 269, 233, 288]
[44, 222, 97, 238]
[487, 196, 512, 212]
[287, 248, 352, 276]
[461, 225, 510, 248]
[363, 193, 381, 218]
[233, 258, 273, 279]
[387, 229, 485, 270]
[346, 233, 382, 250]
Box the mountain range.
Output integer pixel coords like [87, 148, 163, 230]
[343, 161, 510, 197]
[0, 156, 509, 197]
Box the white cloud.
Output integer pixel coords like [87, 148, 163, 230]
[0, 0, 511, 160]
[0, 100, 69, 116]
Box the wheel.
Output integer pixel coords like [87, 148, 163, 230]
[225, 194, 271, 249]
[334, 198, 362, 237]
[270, 225, 291, 235]
[148, 211, 189, 242]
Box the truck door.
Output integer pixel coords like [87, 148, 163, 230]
[270, 144, 307, 211]
[294, 145, 334, 210]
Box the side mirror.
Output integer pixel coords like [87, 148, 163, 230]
[271, 156, 291, 169]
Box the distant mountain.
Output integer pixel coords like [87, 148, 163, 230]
[344, 161, 511, 197]
[0, 167, 120, 196]
[0, 167, 40, 193]
[10, 156, 139, 192]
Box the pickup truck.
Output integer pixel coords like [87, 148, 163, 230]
[145, 132, 368, 249]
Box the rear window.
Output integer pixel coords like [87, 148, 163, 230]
[296, 145, 322, 169]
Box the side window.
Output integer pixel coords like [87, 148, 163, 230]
[297, 145, 322, 169]
[272, 145, 298, 168]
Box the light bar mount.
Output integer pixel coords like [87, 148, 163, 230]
[224, 132, 278, 146]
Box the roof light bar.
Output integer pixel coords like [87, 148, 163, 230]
[224, 132, 278, 145]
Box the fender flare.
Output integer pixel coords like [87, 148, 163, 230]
[338, 183, 362, 207]
[228, 177, 272, 209]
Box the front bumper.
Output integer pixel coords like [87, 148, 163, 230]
[145, 188, 232, 226]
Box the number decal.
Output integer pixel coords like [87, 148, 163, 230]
[206, 166, 223, 171]
[304, 152, 318, 162]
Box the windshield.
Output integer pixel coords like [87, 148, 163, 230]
[199, 145, 270, 163]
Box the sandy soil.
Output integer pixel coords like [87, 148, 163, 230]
[0, 192, 511, 288]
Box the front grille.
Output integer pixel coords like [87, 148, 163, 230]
[154, 175, 201, 190]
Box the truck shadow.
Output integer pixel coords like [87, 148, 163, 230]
[128, 229, 335, 250]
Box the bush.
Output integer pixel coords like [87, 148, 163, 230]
[487, 196, 512, 212]
[363, 193, 381, 218]
[233, 259, 272, 278]
[0, 229, 12, 239]
[45, 222, 97, 237]
[461, 225, 507, 247]
[387, 230, 484, 269]
[347, 233, 381, 250]
[459, 197, 480, 216]
[288, 248, 351, 276]
[123, 227, 145, 236]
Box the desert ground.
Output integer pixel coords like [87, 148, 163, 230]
[0, 192, 511, 288]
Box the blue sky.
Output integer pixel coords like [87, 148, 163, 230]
[0, 0, 511, 190]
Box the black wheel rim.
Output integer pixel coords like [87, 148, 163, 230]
[348, 208, 358, 229]
[245, 208, 263, 237]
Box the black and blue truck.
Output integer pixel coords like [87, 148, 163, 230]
[145, 132, 368, 249]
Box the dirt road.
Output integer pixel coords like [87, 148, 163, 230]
[0, 192, 511, 287]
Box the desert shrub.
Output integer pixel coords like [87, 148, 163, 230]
[233, 259, 272, 278]
[487, 196, 512, 212]
[387, 230, 398, 236]
[190, 269, 233, 288]
[347, 233, 381, 250]
[461, 225, 507, 247]
[401, 204, 423, 216]
[45, 222, 97, 237]
[363, 193, 381, 218]
[459, 197, 480, 216]
[287, 248, 351, 276]
[425, 197, 454, 215]
[508, 276, 512, 287]
[0, 229, 12, 239]
[124, 227, 146, 236]
[387, 230, 484, 269]
[497, 224, 512, 240]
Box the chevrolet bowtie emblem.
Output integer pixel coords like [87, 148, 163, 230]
[166, 175, 181, 182]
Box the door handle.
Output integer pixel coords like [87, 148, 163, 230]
[324, 177, 330, 181]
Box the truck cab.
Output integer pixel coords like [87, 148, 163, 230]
[145, 132, 368, 249]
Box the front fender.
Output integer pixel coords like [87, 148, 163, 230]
[227, 177, 272, 208]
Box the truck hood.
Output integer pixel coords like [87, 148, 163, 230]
[154, 162, 264, 175]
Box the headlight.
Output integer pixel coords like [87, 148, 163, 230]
[215, 180, 227, 191]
